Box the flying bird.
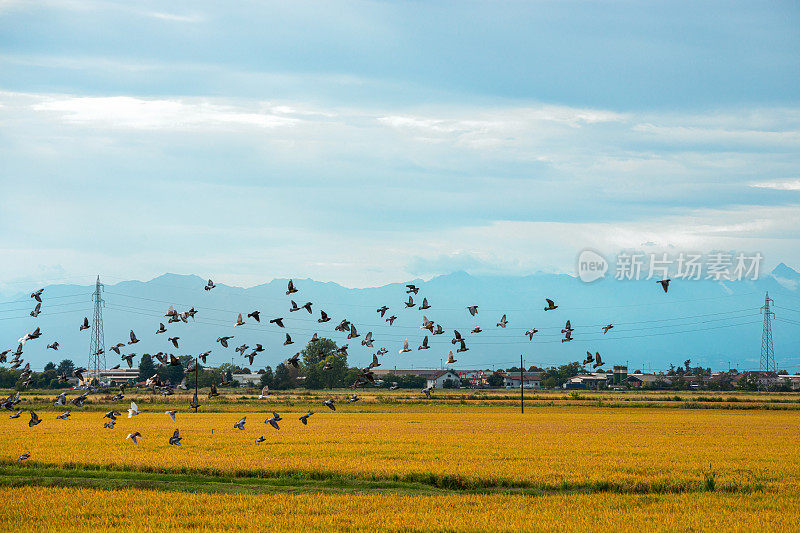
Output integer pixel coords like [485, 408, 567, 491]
[217, 336, 234, 348]
[418, 336, 430, 350]
[169, 429, 182, 446]
[31, 288, 44, 302]
[497, 314, 508, 328]
[287, 352, 300, 368]
[399, 339, 411, 354]
[165, 410, 177, 422]
[156, 323, 167, 334]
[377, 306, 389, 317]
[318, 310, 331, 323]
[419, 297, 430, 310]
[128, 330, 139, 344]
[447, 350, 457, 364]
[234, 417, 247, 430]
[457, 340, 469, 353]
[247, 311, 261, 322]
[47, 341, 58, 350]
[204, 279, 215, 291]
[406, 284, 419, 295]
[284, 333, 293, 346]
[270, 318, 285, 328]
[323, 398, 336, 411]
[286, 279, 298, 294]
[544, 299, 558, 311]
[255, 435, 266, 444]
[18, 452, 30, 462]
[361, 332, 373, 347]
[168, 337, 180, 349]
[467, 305, 478, 316]
[602, 324, 614, 334]
[128, 402, 140, 418]
[127, 432, 142, 443]
[299, 412, 313, 425]
[29, 411, 41, 427]
[30, 302, 41, 318]
[80, 317, 90, 331]
[404, 296, 415, 308]
[657, 279, 671, 293]
[525, 328, 538, 340]
[234, 313, 245, 327]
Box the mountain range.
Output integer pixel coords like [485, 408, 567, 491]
[2, 264, 799, 373]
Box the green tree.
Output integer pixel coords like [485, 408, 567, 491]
[260, 366, 274, 389]
[44, 362, 55, 371]
[138, 354, 156, 381]
[273, 363, 297, 390]
[487, 372, 504, 387]
[299, 338, 348, 389]
[57, 359, 75, 376]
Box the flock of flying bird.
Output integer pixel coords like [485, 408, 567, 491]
[4, 276, 673, 461]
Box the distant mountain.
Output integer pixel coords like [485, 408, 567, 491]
[1, 265, 799, 373]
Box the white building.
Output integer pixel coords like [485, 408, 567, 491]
[427, 370, 462, 389]
[502, 372, 542, 389]
[232, 373, 262, 386]
[80, 368, 139, 387]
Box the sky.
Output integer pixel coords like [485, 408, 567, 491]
[1, 0, 799, 293]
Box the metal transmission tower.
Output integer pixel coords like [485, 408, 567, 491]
[88, 275, 106, 384]
[760, 292, 775, 373]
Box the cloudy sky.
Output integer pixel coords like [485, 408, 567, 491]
[1, 0, 798, 292]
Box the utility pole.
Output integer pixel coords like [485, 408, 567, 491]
[520, 354, 524, 414]
[760, 292, 776, 373]
[88, 275, 106, 385]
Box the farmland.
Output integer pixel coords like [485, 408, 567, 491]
[1, 390, 800, 531]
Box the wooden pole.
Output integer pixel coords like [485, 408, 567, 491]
[520, 354, 524, 414]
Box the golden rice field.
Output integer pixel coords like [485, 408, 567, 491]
[3, 485, 800, 532]
[3, 399, 800, 530]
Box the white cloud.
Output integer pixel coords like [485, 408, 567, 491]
[749, 178, 800, 191]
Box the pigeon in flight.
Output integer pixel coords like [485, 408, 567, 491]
[265, 412, 281, 429]
[421, 316, 434, 332]
[467, 305, 478, 316]
[234, 314, 245, 327]
[299, 412, 313, 425]
[56, 410, 71, 420]
[255, 435, 266, 444]
[451, 330, 464, 345]
[525, 328, 538, 340]
[323, 398, 336, 411]
[593, 353, 604, 369]
[447, 350, 457, 364]
[127, 432, 142, 443]
[562, 320, 573, 333]
[104, 419, 115, 429]
[422, 386, 432, 399]
[47, 341, 59, 350]
[10, 409, 23, 419]
[165, 410, 177, 422]
[286, 279, 298, 294]
[80, 317, 90, 331]
[348, 324, 360, 339]
[361, 332, 373, 347]
[657, 279, 671, 293]
[122, 353, 136, 368]
[318, 310, 331, 323]
[386, 315, 397, 325]
[258, 386, 270, 399]
[284, 334, 294, 346]
[199, 351, 211, 364]
[18, 452, 30, 462]
[156, 323, 167, 334]
[562, 330, 573, 343]
[128, 402, 140, 418]
[204, 279, 215, 291]
[168, 337, 180, 349]
[234, 417, 247, 430]
[418, 336, 430, 350]
[406, 284, 419, 295]
[30, 302, 41, 318]
[29, 411, 41, 427]
[217, 336, 234, 348]
[247, 311, 260, 322]
[347, 394, 359, 404]
[497, 314, 508, 328]
[471, 326, 482, 334]
[399, 339, 411, 354]
[544, 299, 558, 311]
[31, 288, 44, 302]
[456, 340, 469, 353]
[419, 298, 430, 310]
[128, 330, 139, 344]
[602, 324, 614, 334]
[169, 429, 182, 446]
[583, 351, 594, 365]
[404, 296, 415, 308]
[109, 343, 125, 354]
[270, 318, 285, 328]
[235, 344, 249, 355]
[377, 306, 389, 317]
[368, 354, 381, 369]
[287, 352, 300, 368]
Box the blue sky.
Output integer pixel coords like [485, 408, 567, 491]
[0, 0, 799, 291]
